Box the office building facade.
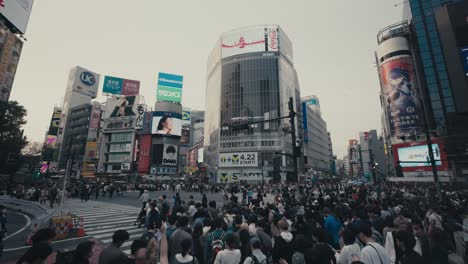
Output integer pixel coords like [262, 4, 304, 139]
[205, 25, 303, 183]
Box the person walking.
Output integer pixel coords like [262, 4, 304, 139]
[173, 238, 200, 264]
[356, 222, 391, 264]
[99, 230, 130, 264]
[243, 238, 267, 264]
[214, 233, 241, 264]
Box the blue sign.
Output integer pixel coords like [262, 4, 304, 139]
[460, 47, 468, 76]
[157, 72, 183, 88]
[302, 102, 309, 142]
[103, 76, 123, 94]
[80, 72, 97, 86]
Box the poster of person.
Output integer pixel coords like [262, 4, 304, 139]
[105, 95, 139, 119]
[151, 112, 182, 137]
[379, 57, 423, 136]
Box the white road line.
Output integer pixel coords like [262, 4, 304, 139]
[4, 236, 90, 252]
[4, 212, 31, 241]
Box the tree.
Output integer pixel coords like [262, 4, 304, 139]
[22, 141, 43, 156]
[0, 100, 28, 179]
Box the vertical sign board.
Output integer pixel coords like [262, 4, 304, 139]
[138, 135, 151, 173]
[180, 110, 191, 145]
[157, 72, 183, 103]
[0, 24, 22, 102]
[302, 102, 308, 142]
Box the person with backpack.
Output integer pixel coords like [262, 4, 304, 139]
[169, 216, 192, 260]
[272, 220, 294, 264]
[206, 216, 227, 263]
[243, 237, 267, 264]
[140, 223, 159, 264]
[214, 233, 241, 264]
[173, 238, 200, 264]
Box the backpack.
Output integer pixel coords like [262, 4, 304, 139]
[210, 231, 225, 263]
[249, 254, 267, 264]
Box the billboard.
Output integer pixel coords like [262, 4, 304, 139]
[47, 108, 61, 136]
[89, 104, 101, 129]
[197, 148, 204, 163]
[141, 111, 153, 134]
[104, 119, 134, 131]
[221, 27, 266, 59]
[219, 152, 258, 167]
[151, 111, 182, 137]
[460, 47, 468, 76]
[266, 26, 279, 52]
[218, 169, 265, 183]
[0, 25, 22, 102]
[302, 102, 308, 142]
[0, 0, 34, 34]
[135, 104, 146, 129]
[157, 72, 183, 103]
[180, 110, 191, 145]
[162, 144, 178, 166]
[392, 139, 448, 173]
[72, 66, 100, 98]
[45, 135, 57, 148]
[106, 95, 139, 119]
[40, 161, 48, 174]
[102, 75, 140, 95]
[138, 135, 151, 173]
[379, 57, 423, 136]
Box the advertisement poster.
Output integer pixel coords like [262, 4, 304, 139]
[138, 135, 151, 173]
[89, 104, 101, 129]
[162, 144, 178, 166]
[0, 0, 34, 34]
[0, 30, 22, 102]
[106, 95, 139, 119]
[40, 161, 49, 174]
[218, 169, 264, 183]
[180, 110, 191, 145]
[151, 111, 182, 137]
[135, 104, 146, 129]
[267, 26, 279, 52]
[103, 76, 140, 95]
[397, 144, 441, 167]
[379, 57, 423, 136]
[221, 27, 266, 59]
[219, 152, 258, 167]
[157, 72, 183, 103]
[72, 66, 100, 98]
[45, 135, 57, 148]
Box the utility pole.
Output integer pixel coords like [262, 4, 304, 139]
[288, 97, 299, 183]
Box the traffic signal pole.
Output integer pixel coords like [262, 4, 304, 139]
[288, 97, 299, 183]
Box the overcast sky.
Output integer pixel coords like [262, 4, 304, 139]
[10, 0, 403, 158]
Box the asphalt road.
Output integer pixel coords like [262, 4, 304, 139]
[4, 211, 28, 240]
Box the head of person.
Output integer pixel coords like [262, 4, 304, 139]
[73, 240, 95, 261]
[31, 228, 56, 245]
[193, 223, 203, 237]
[168, 214, 178, 226]
[176, 216, 189, 228]
[395, 230, 416, 252]
[250, 237, 262, 252]
[112, 230, 130, 247]
[20, 242, 53, 263]
[411, 219, 424, 236]
[209, 200, 216, 208]
[157, 115, 173, 132]
[355, 222, 373, 244]
[277, 220, 289, 232]
[181, 238, 192, 257]
[342, 227, 356, 246]
[131, 239, 148, 264]
[234, 215, 243, 227]
[323, 207, 332, 217]
[224, 233, 236, 250]
[214, 216, 224, 229]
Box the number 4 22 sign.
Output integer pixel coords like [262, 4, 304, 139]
[219, 152, 258, 167]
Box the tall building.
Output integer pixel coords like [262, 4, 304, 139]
[56, 66, 101, 169]
[205, 25, 303, 183]
[347, 139, 361, 178]
[0, 0, 33, 101]
[359, 130, 388, 182]
[376, 0, 468, 180]
[302, 95, 333, 177]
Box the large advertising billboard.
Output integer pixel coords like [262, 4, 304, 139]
[157, 72, 183, 103]
[89, 104, 101, 129]
[105, 95, 139, 119]
[0, 0, 34, 34]
[219, 152, 258, 167]
[162, 144, 178, 166]
[72, 66, 100, 98]
[47, 108, 61, 136]
[138, 135, 151, 173]
[392, 139, 448, 173]
[135, 104, 147, 129]
[379, 57, 423, 136]
[180, 110, 191, 145]
[151, 111, 182, 137]
[221, 27, 266, 59]
[0, 25, 22, 102]
[102, 75, 140, 95]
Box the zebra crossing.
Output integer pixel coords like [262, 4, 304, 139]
[59, 199, 144, 254]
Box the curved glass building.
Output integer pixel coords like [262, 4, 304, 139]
[204, 25, 302, 183]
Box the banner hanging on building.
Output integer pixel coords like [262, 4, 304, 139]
[138, 135, 151, 173]
[219, 152, 258, 167]
[180, 110, 191, 145]
[162, 144, 178, 166]
[379, 57, 423, 136]
[0, 24, 23, 102]
[156, 72, 183, 103]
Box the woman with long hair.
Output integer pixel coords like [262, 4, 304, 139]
[192, 223, 205, 264]
[173, 238, 199, 264]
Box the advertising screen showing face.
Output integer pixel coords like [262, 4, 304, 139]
[151, 112, 182, 137]
[379, 57, 423, 136]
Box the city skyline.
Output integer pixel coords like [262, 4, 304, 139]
[9, 0, 404, 158]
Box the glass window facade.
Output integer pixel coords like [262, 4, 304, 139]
[409, 0, 457, 127]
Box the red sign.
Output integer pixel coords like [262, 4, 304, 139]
[138, 135, 151, 173]
[121, 79, 140, 95]
[392, 138, 448, 172]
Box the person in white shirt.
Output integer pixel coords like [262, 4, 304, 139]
[356, 222, 391, 264]
[214, 233, 241, 264]
[243, 238, 266, 264]
[338, 228, 361, 264]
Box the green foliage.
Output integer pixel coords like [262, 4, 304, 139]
[0, 100, 28, 175]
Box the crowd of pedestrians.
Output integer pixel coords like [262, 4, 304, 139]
[5, 180, 468, 264]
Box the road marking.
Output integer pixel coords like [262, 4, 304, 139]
[4, 212, 31, 241]
[4, 236, 91, 252]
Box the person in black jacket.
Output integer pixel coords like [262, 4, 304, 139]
[395, 230, 424, 264]
[272, 220, 294, 264]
